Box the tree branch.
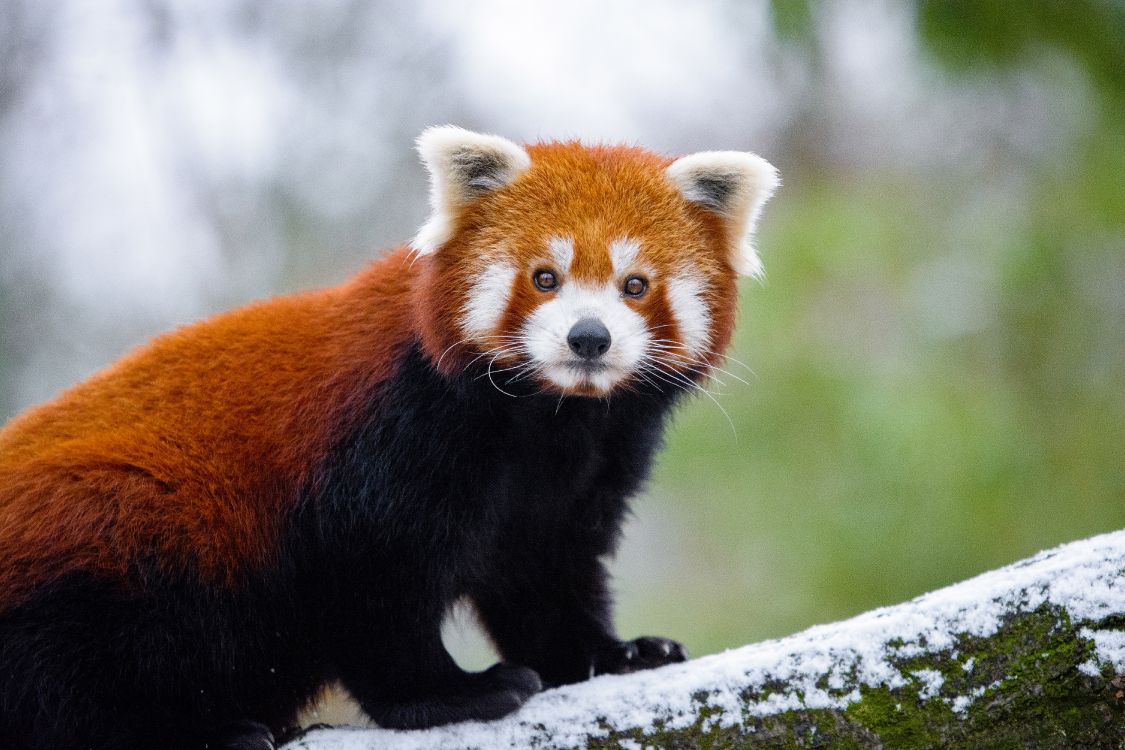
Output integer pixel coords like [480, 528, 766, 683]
[286, 530, 1125, 748]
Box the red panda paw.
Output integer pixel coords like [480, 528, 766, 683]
[594, 636, 689, 676]
[210, 720, 276, 750]
[477, 661, 544, 698]
[361, 663, 542, 729]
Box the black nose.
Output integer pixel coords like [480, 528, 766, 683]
[567, 318, 612, 360]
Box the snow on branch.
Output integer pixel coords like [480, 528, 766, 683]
[286, 530, 1125, 748]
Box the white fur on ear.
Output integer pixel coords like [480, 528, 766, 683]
[411, 126, 531, 256]
[666, 151, 780, 277]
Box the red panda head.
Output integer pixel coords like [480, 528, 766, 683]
[410, 126, 779, 397]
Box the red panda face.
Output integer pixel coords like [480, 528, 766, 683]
[411, 127, 779, 397]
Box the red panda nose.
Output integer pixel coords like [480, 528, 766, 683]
[567, 318, 612, 360]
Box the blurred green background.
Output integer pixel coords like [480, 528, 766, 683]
[1, 0, 1123, 703]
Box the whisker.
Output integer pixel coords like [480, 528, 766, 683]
[644, 344, 752, 388]
[644, 351, 748, 388]
[641, 360, 736, 438]
[646, 339, 757, 376]
[485, 354, 519, 398]
[435, 340, 469, 370]
[463, 344, 523, 372]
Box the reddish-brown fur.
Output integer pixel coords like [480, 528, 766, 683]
[0, 253, 418, 609]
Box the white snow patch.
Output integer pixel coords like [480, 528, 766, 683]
[1078, 659, 1102, 678]
[291, 530, 1125, 749]
[1079, 627, 1125, 676]
[948, 679, 1002, 715]
[911, 668, 944, 701]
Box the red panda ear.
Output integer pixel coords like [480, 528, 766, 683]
[666, 151, 780, 277]
[411, 126, 531, 256]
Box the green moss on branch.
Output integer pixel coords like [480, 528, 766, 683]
[583, 607, 1123, 749]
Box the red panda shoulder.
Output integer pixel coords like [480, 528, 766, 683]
[0, 248, 420, 609]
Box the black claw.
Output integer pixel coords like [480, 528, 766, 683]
[596, 636, 688, 675]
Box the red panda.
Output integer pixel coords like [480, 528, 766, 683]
[0, 127, 778, 750]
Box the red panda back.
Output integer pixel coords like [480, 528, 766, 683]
[0, 248, 418, 609]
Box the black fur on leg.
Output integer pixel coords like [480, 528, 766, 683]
[274, 723, 332, 746]
[211, 720, 275, 750]
[360, 663, 542, 730]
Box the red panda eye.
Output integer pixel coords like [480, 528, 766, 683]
[623, 276, 648, 298]
[534, 270, 558, 291]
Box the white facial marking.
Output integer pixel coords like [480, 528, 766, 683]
[548, 236, 574, 272]
[609, 237, 641, 273]
[522, 281, 649, 393]
[462, 263, 515, 338]
[666, 272, 712, 356]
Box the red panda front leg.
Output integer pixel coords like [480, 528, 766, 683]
[472, 552, 688, 688]
[331, 613, 541, 729]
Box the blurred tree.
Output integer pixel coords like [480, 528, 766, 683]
[917, 0, 1125, 108]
